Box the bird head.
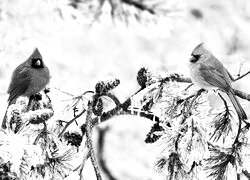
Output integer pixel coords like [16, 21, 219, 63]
[28, 48, 45, 69]
[190, 43, 211, 63]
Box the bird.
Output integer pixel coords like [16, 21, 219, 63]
[2, 48, 50, 129]
[189, 43, 247, 120]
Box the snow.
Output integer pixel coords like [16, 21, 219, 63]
[0, 0, 250, 179]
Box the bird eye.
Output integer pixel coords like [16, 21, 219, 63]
[191, 53, 200, 59]
[31, 59, 44, 68]
[35, 59, 41, 67]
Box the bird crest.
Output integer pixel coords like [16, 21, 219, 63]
[191, 42, 205, 56]
[29, 48, 43, 60]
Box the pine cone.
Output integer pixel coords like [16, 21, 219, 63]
[95, 79, 120, 94]
[137, 67, 148, 88]
[93, 98, 103, 116]
[64, 132, 83, 148]
[0, 162, 17, 180]
[9, 110, 22, 133]
[95, 81, 106, 94]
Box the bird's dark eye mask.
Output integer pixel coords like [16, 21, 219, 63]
[190, 53, 200, 62]
[31, 59, 44, 68]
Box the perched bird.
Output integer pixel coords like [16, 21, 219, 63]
[189, 43, 247, 120]
[2, 48, 50, 129]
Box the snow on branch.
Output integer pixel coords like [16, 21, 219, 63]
[0, 66, 250, 179]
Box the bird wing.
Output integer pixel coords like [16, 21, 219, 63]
[199, 63, 231, 90]
[7, 66, 31, 104]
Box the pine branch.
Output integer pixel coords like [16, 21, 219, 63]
[210, 93, 233, 142]
[163, 73, 250, 101]
[181, 89, 205, 123]
[206, 143, 235, 180]
[56, 71, 249, 179]
[162, 73, 192, 84]
[90, 92, 162, 126]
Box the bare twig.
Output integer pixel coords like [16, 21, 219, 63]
[54, 87, 74, 97]
[185, 83, 194, 91]
[234, 70, 250, 81]
[234, 66, 250, 81]
[58, 109, 86, 138]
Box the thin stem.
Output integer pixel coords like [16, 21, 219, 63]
[234, 70, 250, 81]
[233, 111, 242, 146]
[218, 92, 228, 108]
[54, 87, 74, 97]
[33, 122, 47, 145]
[185, 83, 193, 91]
[58, 109, 86, 138]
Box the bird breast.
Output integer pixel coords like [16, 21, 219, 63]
[24, 67, 50, 96]
[189, 62, 218, 90]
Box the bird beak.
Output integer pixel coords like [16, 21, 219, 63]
[190, 56, 197, 63]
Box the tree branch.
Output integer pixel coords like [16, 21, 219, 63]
[163, 74, 250, 101]
[233, 89, 250, 101]
[243, 170, 250, 180]
[85, 101, 102, 180]
[103, 93, 121, 106]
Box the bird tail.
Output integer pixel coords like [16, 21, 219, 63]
[228, 89, 247, 120]
[2, 100, 14, 129]
[2, 111, 7, 129]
